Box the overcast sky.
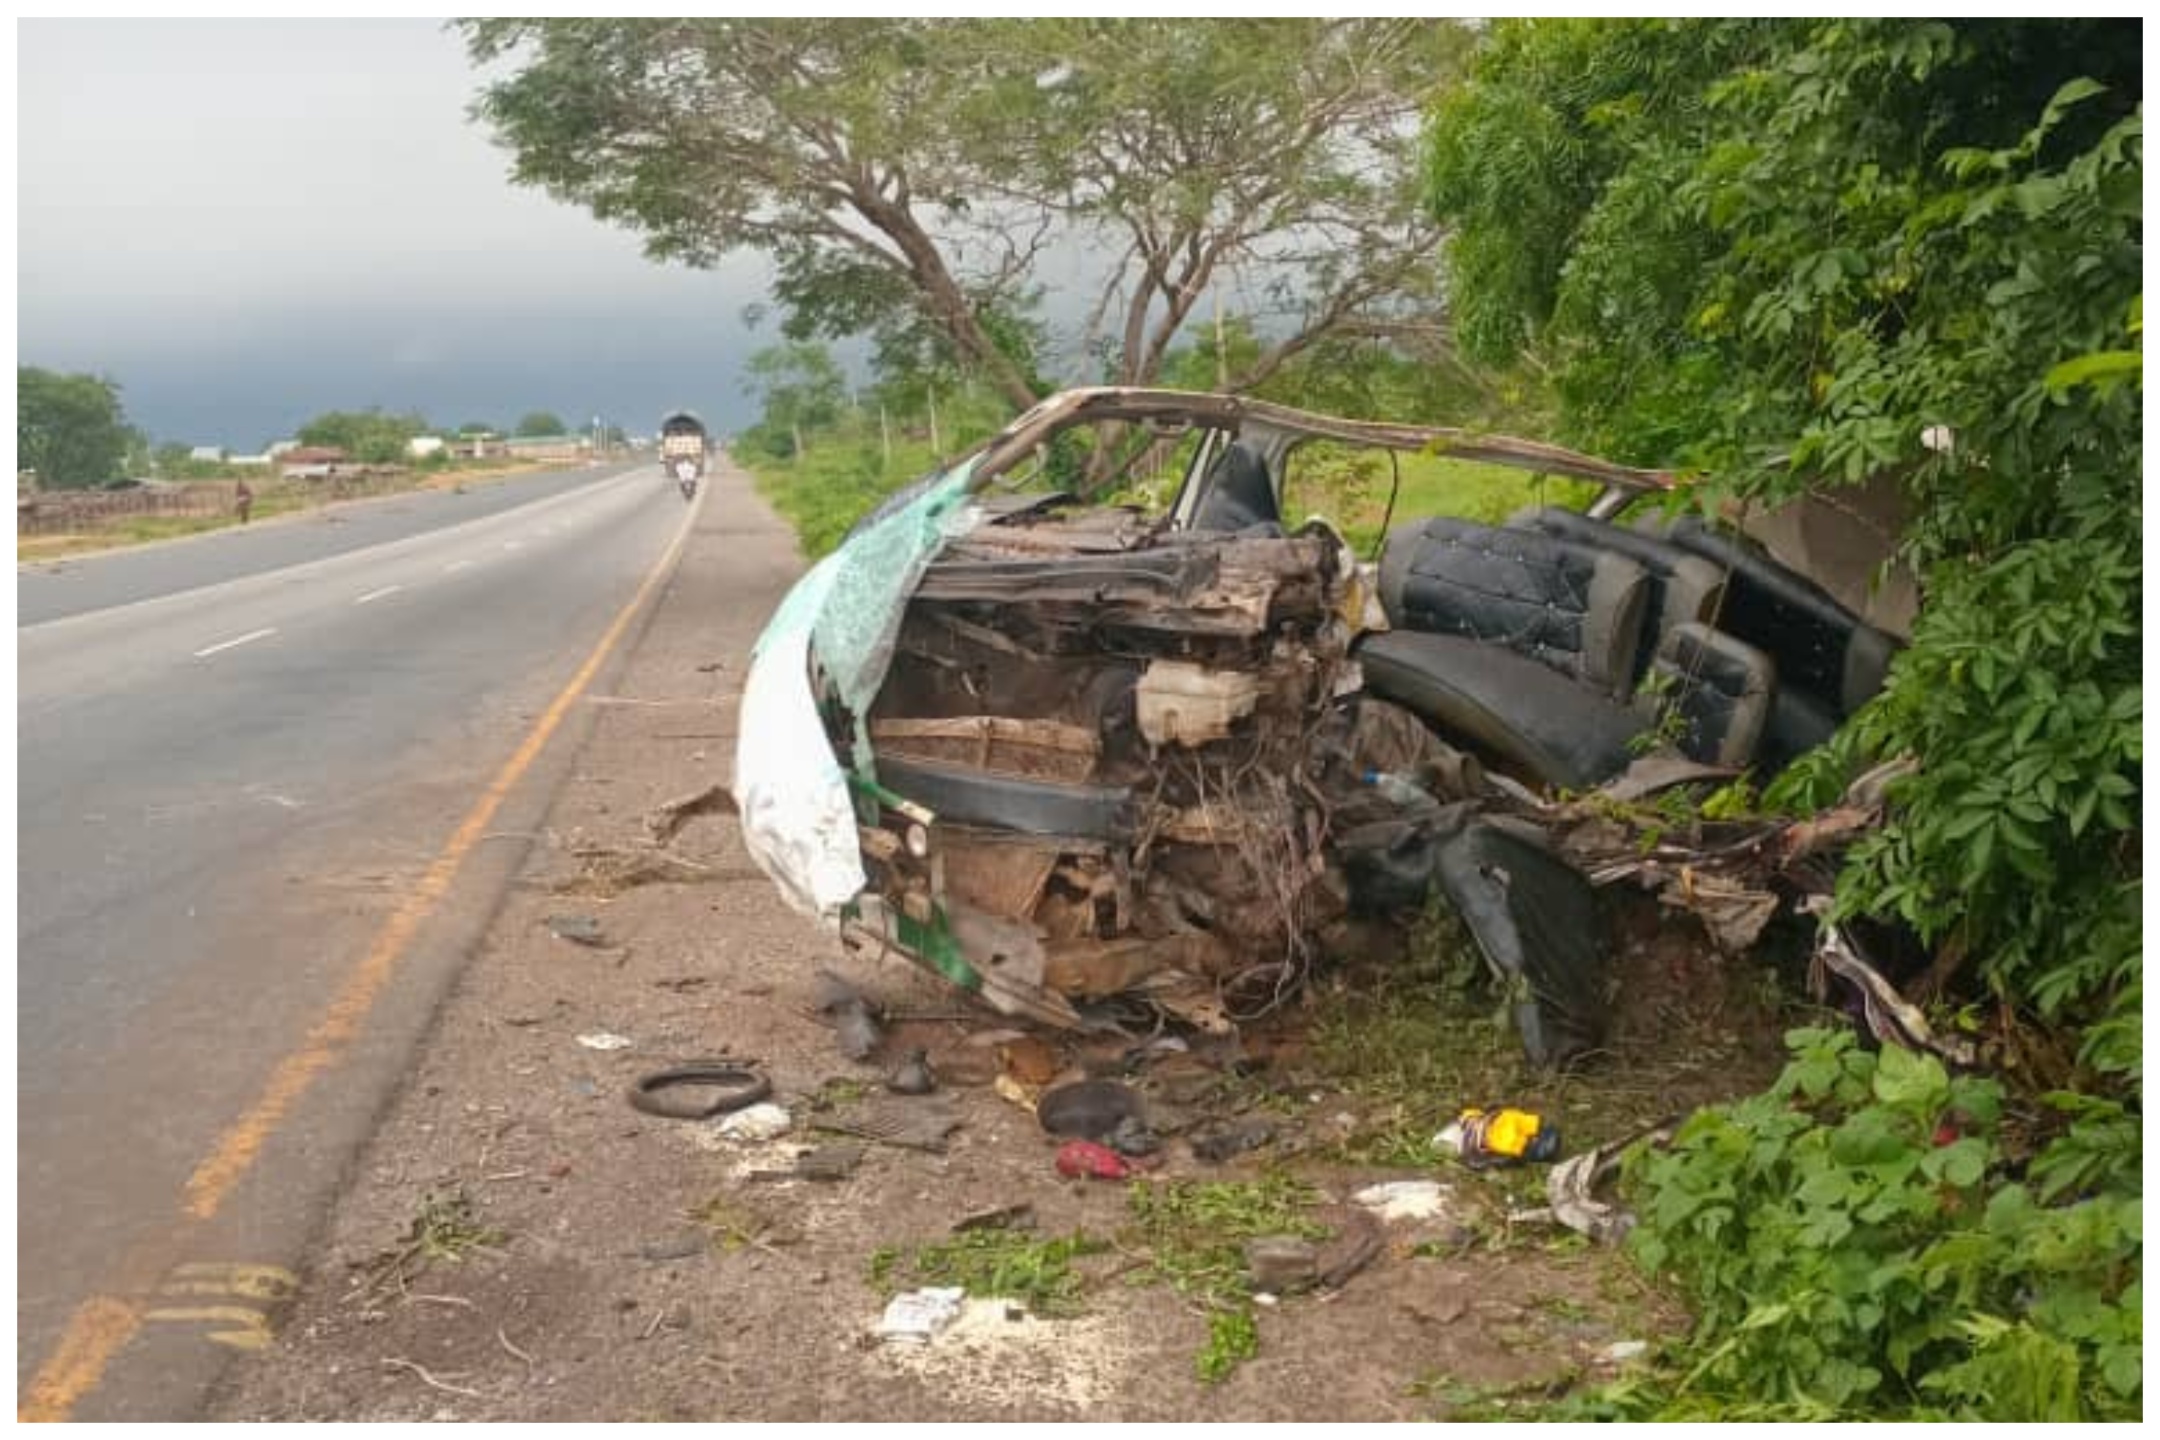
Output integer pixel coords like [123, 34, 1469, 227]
[19, 19, 774, 450]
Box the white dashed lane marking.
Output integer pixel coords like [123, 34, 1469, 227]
[192, 628, 277, 659]
[353, 586, 402, 606]
[443, 560, 473, 574]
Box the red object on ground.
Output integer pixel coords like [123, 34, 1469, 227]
[1054, 1139, 1134, 1181]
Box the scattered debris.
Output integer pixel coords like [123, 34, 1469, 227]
[815, 1097, 963, 1153]
[1190, 1118, 1278, 1164]
[715, 1102, 794, 1143]
[1435, 1106, 1561, 1168]
[877, 1286, 968, 1344]
[1245, 1236, 1319, 1296]
[625, 1062, 772, 1120]
[992, 1034, 1062, 1087]
[554, 845, 725, 898]
[545, 913, 608, 947]
[643, 781, 739, 843]
[790, 1143, 866, 1182]
[1037, 1080, 1156, 1156]
[1313, 1206, 1385, 1289]
[886, 1049, 937, 1096]
[1806, 906, 1978, 1066]
[992, 1073, 1042, 1113]
[636, 1234, 708, 1262]
[576, 1031, 634, 1051]
[814, 970, 886, 1062]
[1547, 1123, 1673, 1246]
[1054, 1139, 1136, 1182]
[1596, 1339, 1650, 1367]
[1353, 1180, 1453, 1223]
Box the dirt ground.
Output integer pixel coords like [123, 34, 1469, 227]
[206, 460, 1790, 1423]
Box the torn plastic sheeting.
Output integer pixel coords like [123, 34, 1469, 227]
[736, 466, 980, 921]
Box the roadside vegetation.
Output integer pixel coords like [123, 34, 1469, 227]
[463, 17, 2138, 1420]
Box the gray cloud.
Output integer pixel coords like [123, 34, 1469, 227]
[19, 19, 772, 447]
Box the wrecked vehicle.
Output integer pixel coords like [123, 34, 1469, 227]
[737, 388, 1904, 1064]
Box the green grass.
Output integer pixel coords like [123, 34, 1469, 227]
[867, 1227, 1107, 1318]
[1281, 445, 1599, 558]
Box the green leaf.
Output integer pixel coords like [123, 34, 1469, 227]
[1872, 1045, 1950, 1112]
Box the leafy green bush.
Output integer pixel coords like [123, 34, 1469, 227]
[1425, 20, 2141, 1420]
[1604, 1029, 2139, 1420]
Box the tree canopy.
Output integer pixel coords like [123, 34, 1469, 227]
[459, 18, 1467, 409]
[296, 408, 431, 464]
[18, 368, 135, 489]
[514, 410, 568, 437]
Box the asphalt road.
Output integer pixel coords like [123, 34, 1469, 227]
[17, 459, 696, 1418]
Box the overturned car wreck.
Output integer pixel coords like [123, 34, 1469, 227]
[738, 389, 1906, 1066]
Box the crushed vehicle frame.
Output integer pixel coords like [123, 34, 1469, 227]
[737, 387, 1904, 1061]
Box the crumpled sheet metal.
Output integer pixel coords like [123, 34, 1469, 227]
[1546, 1122, 1674, 1245]
[1806, 905, 1977, 1067]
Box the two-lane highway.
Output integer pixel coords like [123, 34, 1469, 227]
[18, 460, 696, 1418]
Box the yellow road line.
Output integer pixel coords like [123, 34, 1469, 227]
[20, 497, 697, 1422]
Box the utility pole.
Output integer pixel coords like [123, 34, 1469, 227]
[879, 403, 892, 470]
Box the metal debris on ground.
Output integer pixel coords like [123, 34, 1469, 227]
[1547, 1123, 1674, 1246]
[814, 1097, 963, 1153]
[1805, 904, 1979, 1067]
[876, 1286, 968, 1344]
[748, 1143, 866, 1183]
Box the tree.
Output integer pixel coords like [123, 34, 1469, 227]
[458, 19, 1469, 410]
[297, 408, 430, 464]
[741, 342, 846, 459]
[514, 411, 567, 438]
[456, 419, 498, 437]
[18, 368, 133, 488]
[992, 19, 1469, 394]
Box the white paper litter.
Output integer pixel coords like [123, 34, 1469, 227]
[877, 1287, 967, 1343]
[575, 1032, 633, 1051]
[1353, 1179, 1453, 1222]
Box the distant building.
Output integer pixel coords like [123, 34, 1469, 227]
[228, 454, 273, 468]
[267, 439, 301, 458]
[279, 445, 348, 480]
[189, 445, 226, 463]
[407, 435, 447, 459]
